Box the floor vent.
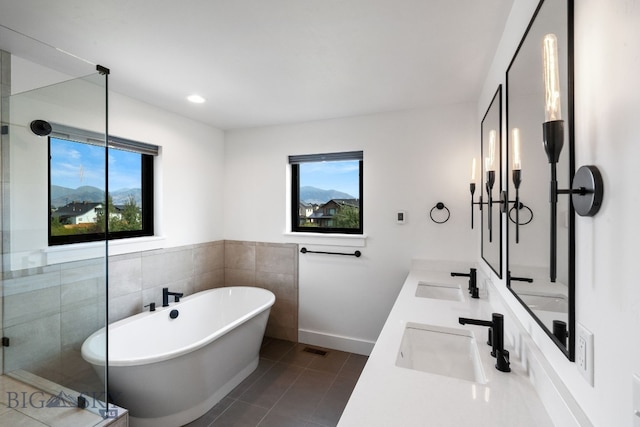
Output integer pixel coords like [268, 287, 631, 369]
[303, 347, 328, 356]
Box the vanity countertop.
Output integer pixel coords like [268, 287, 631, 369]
[337, 267, 554, 427]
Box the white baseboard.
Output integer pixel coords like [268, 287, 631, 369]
[298, 329, 375, 356]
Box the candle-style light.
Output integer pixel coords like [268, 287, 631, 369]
[541, 33, 564, 282]
[488, 130, 497, 171]
[470, 158, 478, 228]
[512, 128, 522, 171]
[543, 34, 562, 122]
[471, 157, 477, 183]
[484, 129, 498, 243]
[512, 128, 523, 243]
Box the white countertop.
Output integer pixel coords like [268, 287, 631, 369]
[338, 267, 554, 427]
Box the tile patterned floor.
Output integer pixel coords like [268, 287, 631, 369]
[185, 338, 368, 427]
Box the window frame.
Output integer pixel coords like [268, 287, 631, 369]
[290, 151, 363, 235]
[48, 126, 156, 246]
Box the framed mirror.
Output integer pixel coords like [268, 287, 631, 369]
[506, 0, 575, 360]
[481, 86, 502, 278]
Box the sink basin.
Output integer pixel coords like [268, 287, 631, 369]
[396, 323, 486, 383]
[415, 282, 463, 302]
[519, 292, 568, 312]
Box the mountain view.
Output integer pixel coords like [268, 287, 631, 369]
[51, 185, 142, 208]
[300, 186, 355, 204]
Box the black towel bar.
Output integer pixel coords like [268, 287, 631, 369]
[300, 247, 361, 257]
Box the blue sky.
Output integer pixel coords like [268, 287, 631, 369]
[299, 160, 360, 197]
[50, 137, 141, 191]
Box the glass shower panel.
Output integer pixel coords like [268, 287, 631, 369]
[1, 64, 109, 424]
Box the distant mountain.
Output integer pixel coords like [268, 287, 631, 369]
[50, 185, 141, 207]
[111, 188, 142, 206]
[300, 186, 355, 204]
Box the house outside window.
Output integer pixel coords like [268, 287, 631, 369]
[290, 151, 363, 234]
[48, 125, 157, 245]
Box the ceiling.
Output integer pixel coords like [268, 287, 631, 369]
[0, 0, 514, 130]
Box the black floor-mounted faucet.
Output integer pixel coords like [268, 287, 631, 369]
[162, 287, 184, 307]
[451, 268, 478, 298]
[459, 313, 511, 372]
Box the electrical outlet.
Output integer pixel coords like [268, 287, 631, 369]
[576, 323, 594, 386]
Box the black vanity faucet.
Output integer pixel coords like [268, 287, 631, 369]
[451, 268, 478, 298]
[459, 313, 511, 373]
[162, 287, 184, 307]
[507, 270, 534, 283]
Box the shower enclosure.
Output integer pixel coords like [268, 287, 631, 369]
[1, 28, 110, 425]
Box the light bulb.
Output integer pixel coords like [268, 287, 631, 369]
[512, 128, 522, 170]
[542, 34, 562, 122]
[488, 130, 497, 171]
[471, 158, 476, 183]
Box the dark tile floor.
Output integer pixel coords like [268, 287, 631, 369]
[185, 338, 368, 427]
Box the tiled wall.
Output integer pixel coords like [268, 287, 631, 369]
[108, 241, 225, 323]
[0, 239, 298, 389]
[2, 258, 107, 391]
[224, 240, 299, 342]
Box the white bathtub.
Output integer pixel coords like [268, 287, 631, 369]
[81, 286, 275, 427]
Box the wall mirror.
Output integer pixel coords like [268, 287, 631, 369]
[506, 0, 574, 360]
[481, 86, 502, 278]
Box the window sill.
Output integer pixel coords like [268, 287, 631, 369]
[282, 231, 367, 247]
[45, 235, 166, 265]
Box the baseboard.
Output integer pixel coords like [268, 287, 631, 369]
[298, 329, 375, 356]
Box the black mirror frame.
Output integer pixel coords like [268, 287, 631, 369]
[481, 85, 503, 279]
[505, 0, 575, 361]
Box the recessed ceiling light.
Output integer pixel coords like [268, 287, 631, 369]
[187, 94, 206, 104]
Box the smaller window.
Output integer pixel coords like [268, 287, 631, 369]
[290, 151, 363, 234]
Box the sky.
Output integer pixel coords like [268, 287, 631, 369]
[299, 160, 360, 197]
[50, 137, 141, 191]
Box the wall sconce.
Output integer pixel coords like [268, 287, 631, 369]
[542, 33, 604, 282]
[500, 128, 524, 243]
[484, 131, 498, 242]
[469, 150, 501, 242]
[469, 158, 489, 231]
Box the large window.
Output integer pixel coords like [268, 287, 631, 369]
[290, 151, 363, 234]
[48, 125, 156, 245]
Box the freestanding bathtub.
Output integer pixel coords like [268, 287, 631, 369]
[81, 286, 275, 427]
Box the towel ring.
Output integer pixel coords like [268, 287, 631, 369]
[430, 202, 450, 224]
[508, 203, 533, 225]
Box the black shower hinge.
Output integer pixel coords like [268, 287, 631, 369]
[1, 125, 8, 135]
[96, 64, 110, 75]
[2, 337, 9, 347]
[78, 395, 88, 409]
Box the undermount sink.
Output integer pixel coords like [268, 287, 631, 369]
[519, 292, 568, 312]
[415, 282, 464, 302]
[396, 323, 487, 384]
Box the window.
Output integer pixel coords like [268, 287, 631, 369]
[290, 151, 363, 234]
[48, 124, 156, 245]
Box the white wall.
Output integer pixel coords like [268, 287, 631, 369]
[109, 92, 226, 248]
[7, 57, 225, 269]
[224, 105, 478, 353]
[479, 1, 640, 426]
